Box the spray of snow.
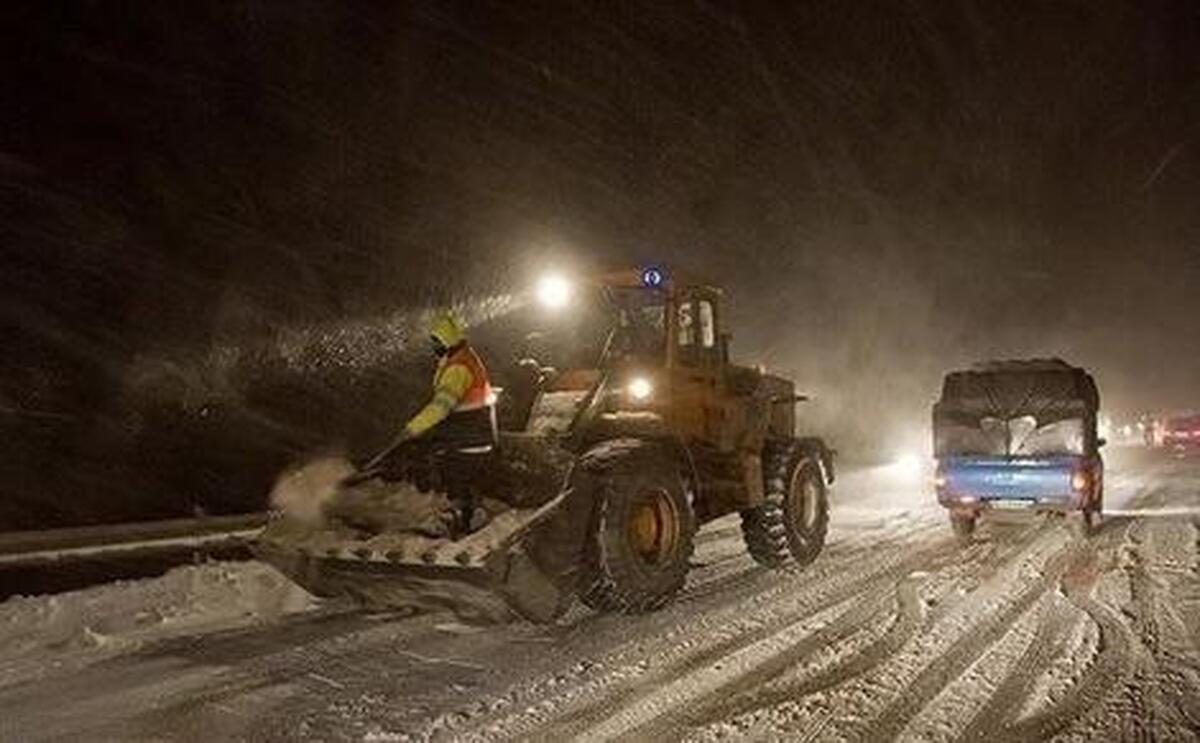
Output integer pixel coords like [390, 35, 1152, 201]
[267, 455, 456, 537]
[269, 455, 356, 525]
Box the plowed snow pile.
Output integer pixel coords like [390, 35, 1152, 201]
[0, 561, 317, 682]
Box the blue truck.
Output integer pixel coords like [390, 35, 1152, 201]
[932, 359, 1104, 540]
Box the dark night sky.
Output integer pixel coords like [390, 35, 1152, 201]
[2, 1, 1198, 526]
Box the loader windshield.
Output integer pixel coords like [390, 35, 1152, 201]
[607, 287, 666, 362]
[529, 286, 665, 370]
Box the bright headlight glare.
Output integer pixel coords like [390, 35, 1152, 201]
[628, 377, 653, 400]
[536, 274, 572, 309]
[894, 452, 921, 476]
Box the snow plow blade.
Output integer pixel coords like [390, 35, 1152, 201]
[253, 497, 571, 623]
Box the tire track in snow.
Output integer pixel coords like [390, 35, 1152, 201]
[1003, 586, 1136, 740]
[959, 495, 1191, 740]
[853, 534, 1086, 741]
[494, 531, 964, 742]
[676, 520, 1053, 733]
[1185, 517, 1200, 652]
[517, 525, 1032, 742]
[995, 525, 1137, 741]
[530, 521, 1042, 742]
[675, 520, 941, 608]
[956, 558, 1096, 740]
[682, 574, 926, 732]
[621, 580, 912, 741]
[409, 521, 944, 741]
[1121, 518, 1200, 732]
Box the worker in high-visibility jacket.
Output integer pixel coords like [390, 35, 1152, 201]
[402, 314, 496, 446]
[395, 314, 497, 532]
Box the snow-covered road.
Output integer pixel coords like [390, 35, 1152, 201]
[2, 448, 1199, 741]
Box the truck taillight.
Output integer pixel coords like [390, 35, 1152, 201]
[1071, 469, 1089, 492]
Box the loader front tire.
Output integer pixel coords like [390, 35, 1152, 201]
[741, 440, 829, 568]
[579, 443, 696, 614]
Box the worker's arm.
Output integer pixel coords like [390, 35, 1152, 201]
[403, 364, 473, 437]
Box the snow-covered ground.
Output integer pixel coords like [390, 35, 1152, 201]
[1, 448, 1198, 742]
[0, 561, 319, 689]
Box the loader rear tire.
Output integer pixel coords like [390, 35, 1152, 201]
[579, 443, 696, 614]
[740, 500, 789, 568]
[741, 440, 829, 568]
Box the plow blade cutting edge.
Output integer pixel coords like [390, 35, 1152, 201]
[253, 493, 571, 623]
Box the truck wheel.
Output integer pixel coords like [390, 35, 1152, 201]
[579, 444, 696, 614]
[741, 440, 829, 568]
[1071, 509, 1099, 538]
[950, 512, 976, 542]
[1071, 486, 1103, 539]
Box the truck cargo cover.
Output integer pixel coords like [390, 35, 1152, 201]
[933, 358, 1099, 457]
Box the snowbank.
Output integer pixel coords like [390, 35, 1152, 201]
[0, 560, 318, 674]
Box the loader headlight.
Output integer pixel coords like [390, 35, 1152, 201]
[627, 376, 654, 401]
[535, 274, 573, 310]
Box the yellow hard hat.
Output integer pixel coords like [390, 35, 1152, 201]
[430, 314, 466, 349]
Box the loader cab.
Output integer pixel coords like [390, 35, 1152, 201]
[665, 285, 728, 443]
[607, 285, 669, 363]
[670, 288, 723, 372]
[530, 269, 737, 445]
[602, 276, 725, 371]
